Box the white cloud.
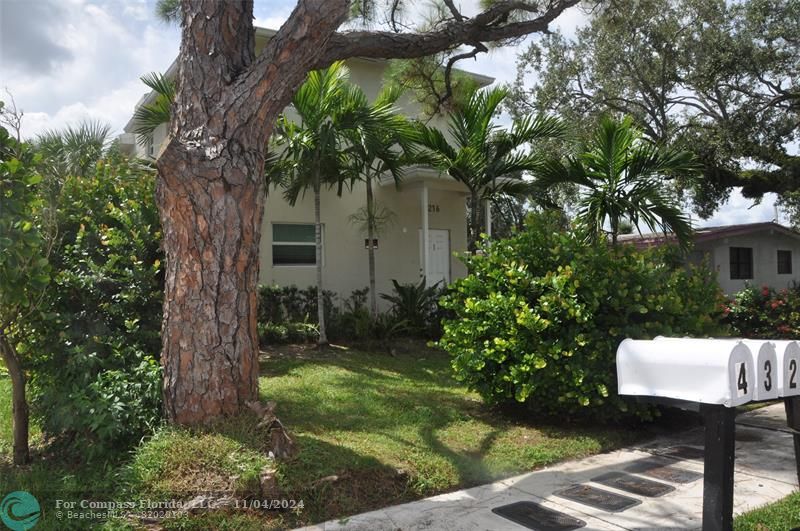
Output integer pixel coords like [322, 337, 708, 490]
[4, 0, 179, 139]
[695, 191, 782, 228]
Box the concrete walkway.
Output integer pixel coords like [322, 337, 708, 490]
[297, 403, 799, 530]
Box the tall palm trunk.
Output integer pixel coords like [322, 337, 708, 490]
[366, 174, 378, 317]
[313, 172, 328, 346]
[468, 192, 480, 252]
[611, 218, 619, 248]
[0, 334, 29, 465]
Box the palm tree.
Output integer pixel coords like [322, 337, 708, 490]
[342, 84, 417, 317]
[131, 72, 175, 149]
[415, 87, 566, 251]
[35, 121, 112, 180]
[272, 62, 366, 346]
[535, 116, 699, 249]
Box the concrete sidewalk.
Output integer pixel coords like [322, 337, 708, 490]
[297, 403, 799, 530]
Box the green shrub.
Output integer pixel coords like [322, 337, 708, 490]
[381, 278, 445, 337]
[28, 155, 163, 453]
[438, 214, 724, 422]
[724, 284, 800, 338]
[258, 321, 318, 345]
[257, 284, 337, 326]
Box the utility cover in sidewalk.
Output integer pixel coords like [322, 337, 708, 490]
[626, 458, 703, 484]
[554, 484, 641, 512]
[491, 501, 586, 531]
[591, 471, 675, 497]
[657, 445, 705, 460]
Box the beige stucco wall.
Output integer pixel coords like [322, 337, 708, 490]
[694, 229, 800, 295]
[259, 177, 468, 308]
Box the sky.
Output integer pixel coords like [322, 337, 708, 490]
[0, 0, 784, 227]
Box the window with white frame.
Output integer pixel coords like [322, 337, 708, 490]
[272, 223, 319, 266]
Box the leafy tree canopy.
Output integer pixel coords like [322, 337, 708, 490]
[512, 0, 799, 220]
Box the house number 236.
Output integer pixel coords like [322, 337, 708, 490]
[428, 204, 440, 213]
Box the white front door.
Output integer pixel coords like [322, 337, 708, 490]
[419, 229, 450, 287]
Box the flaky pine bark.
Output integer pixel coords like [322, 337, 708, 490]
[0, 334, 29, 465]
[160, 0, 579, 425]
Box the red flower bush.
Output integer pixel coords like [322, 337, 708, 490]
[725, 285, 800, 339]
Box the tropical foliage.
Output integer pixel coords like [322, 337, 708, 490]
[271, 62, 372, 345]
[342, 84, 416, 316]
[381, 278, 444, 336]
[35, 121, 113, 180]
[438, 212, 724, 421]
[415, 87, 566, 250]
[132, 72, 175, 147]
[724, 285, 800, 339]
[28, 154, 163, 454]
[535, 116, 698, 248]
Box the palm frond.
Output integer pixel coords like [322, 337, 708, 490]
[133, 72, 175, 146]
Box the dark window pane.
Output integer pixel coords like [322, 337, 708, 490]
[273, 223, 315, 243]
[273, 245, 316, 265]
[729, 247, 753, 280]
[778, 250, 792, 275]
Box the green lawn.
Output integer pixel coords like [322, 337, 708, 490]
[131, 345, 641, 528]
[0, 376, 11, 455]
[734, 491, 800, 530]
[2, 345, 643, 530]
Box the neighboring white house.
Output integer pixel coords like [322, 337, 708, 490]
[618, 222, 800, 295]
[119, 28, 494, 306]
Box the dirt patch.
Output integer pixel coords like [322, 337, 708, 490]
[286, 467, 413, 526]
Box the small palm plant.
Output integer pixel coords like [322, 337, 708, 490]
[535, 116, 699, 249]
[381, 278, 441, 333]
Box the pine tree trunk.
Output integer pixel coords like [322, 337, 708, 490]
[314, 177, 328, 346]
[366, 175, 378, 318]
[157, 144, 263, 424]
[154, 0, 349, 424]
[0, 334, 29, 465]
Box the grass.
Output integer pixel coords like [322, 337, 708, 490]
[0, 376, 11, 455]
[734, 491, 800, 530]
[133, 344, 643, 528]
[1, 344, 645, 530]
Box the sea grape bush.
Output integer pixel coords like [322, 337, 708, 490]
[29, 155, 163, 452]
[438, 214, 725, 421]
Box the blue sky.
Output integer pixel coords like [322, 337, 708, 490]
[0, 0, 784, 227]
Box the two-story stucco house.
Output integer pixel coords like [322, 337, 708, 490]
[618, 221, 800, 295]
[119, 27, 494, 306]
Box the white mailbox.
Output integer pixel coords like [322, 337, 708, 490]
[773, 340, 800, 398]
[617, 338, 755, 407]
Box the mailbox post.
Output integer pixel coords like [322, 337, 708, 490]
[700, 404, 736, 531]
[617, 338, 800, 531]
[787, 398, 800, 486]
